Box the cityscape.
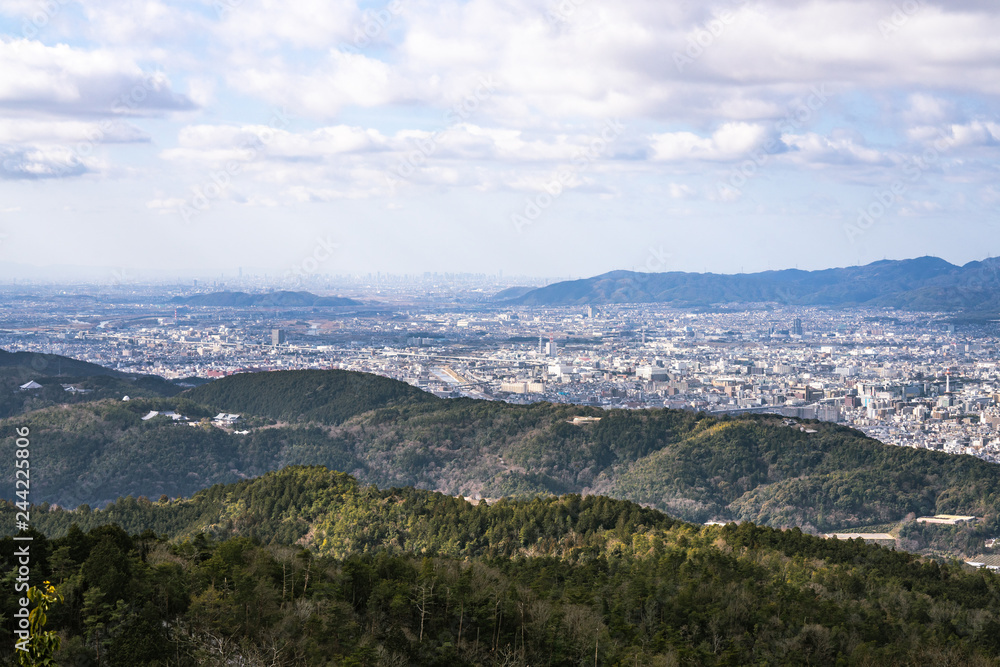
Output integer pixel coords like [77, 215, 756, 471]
[5, 277, 1000, 465]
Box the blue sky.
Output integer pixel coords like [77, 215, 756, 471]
[1, 0, 999, 281]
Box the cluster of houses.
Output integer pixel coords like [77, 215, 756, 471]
[18, 379, 93, 395]
[17, 380, 248, 433]
[139, 409, 243, 428]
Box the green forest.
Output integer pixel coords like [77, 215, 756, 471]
[5, 466, 1000, 666]
[6, 369, 1000, 558]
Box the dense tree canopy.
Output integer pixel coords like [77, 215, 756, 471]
[9, 369, 1000, 553]
[3, 468, 1000, 665]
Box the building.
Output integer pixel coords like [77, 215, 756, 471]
[142, 411, 187, 421]
[213, 413, 242, 425]
[271, 329, 286, 346]
[636, 365, 669, 381]
[792, 385, 820, 402]
[916, 515, 977, 525]
[548, 364, 573, 378]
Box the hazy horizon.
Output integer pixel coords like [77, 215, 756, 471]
[1, 253, 997, 288]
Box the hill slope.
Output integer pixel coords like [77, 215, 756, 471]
[9, 368, 1000, 557]
[510, 256, 1000, 310]
[170, 290, 359, 307]
[20, 466, 679, 556]
[181, 368, 439, 423]
[6, 467, 1000, 665]
[0, 348, 184, 418]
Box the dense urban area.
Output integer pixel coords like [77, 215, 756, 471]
[4, 276, 1000, 466]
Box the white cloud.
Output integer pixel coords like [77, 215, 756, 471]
[933, 121, 1000, 149]
[0, 119, 148, 144]
[79, 0, 199, 45]
[5, 0, 1000, 273]
[0, 39, 195, 116]
[215, 0, 360, 51]
[228, 50, 400, 118]
[162, 121, 629, 167]
[668, 183, 695, 199]
[650, 123, 770, 161]
[902, 93, 955, 125]
[899, 200, 944, 216]
[146, 197, 188, 212]
[286, 185, 375, 202]
[0, 145, 91, 179]
[782, 132, 887, 166]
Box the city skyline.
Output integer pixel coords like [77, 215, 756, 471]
[2, 1, 1000, 278]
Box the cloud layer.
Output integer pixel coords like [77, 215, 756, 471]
[1, 0, 999, 275]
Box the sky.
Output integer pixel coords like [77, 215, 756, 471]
[0, 0, 999, 282]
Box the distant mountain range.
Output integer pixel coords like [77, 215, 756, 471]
[170, 290, 359, 307]
[504, 256, 1000, 310]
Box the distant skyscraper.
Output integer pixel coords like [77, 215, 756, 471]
[546, 340, 557, 357]
[792, 318, 803, 336]
[272, 329, 286, 346]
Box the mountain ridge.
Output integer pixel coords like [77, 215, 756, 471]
[506, 256, 1000, 309]
[169, 290, 359, 307]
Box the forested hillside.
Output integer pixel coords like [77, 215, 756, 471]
[4, 467, 1000, 665]
[0, 349, 185, 418]
[169, 290, 359, 307]
[181, 368, 439, 423]
[9, 368, 1000, 555]
[18, 466, 680, 557]
[509, 256, 1000, 311]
